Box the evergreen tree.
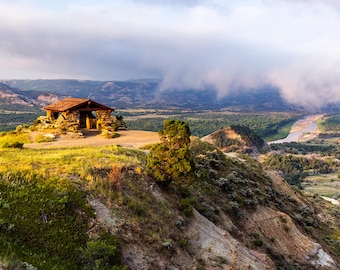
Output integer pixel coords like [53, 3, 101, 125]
[146, 120, 195, 185]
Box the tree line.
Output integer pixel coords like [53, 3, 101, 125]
[124, 112, 300, 139]
[264, 154, 338, 188]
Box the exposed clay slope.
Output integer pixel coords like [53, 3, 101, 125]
[89, 189, 275, 270]
[87, 139, 339, 269]
[245, 206, 336, 268]
[186, 210, 275, 269]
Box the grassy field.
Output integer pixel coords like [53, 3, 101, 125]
[0, 143, 144, 269]
[302, 173, 340, 198]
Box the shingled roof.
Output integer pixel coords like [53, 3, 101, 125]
[44, 98, 114, 112]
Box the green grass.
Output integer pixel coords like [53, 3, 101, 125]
[0, 171, 93, 269]
[0, 145, 145, 269]
[302, 173, 340, 198]
[263, 122, 293, 142]
[0, 131, 31, 148]
[0, 145, 146, 180]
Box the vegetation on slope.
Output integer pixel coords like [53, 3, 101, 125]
[0, 144, 143, 269]
[318, 113, 340, 132]
[0, 172, 93, 269]
[264, 154, 337, 188]
[229, 124, 265, 149]
[1, 121, 340, 269]
[0, 112, 42, 132]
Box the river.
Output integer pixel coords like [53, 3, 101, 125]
[268, 115, 322, 144]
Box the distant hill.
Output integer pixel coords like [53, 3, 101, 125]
[1, 79, 303, 111]
[0, 82, 66, 111]
[201, 125, 266, 153]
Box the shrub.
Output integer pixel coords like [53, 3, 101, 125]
[2, 141, 24, 148]
[15, 125, 23, 132]
[180, 197, 197, 217]
[102, 130, 120, 139]
[80, 240, 126, 270]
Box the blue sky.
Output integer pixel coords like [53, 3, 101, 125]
[1, 0, 340, 107]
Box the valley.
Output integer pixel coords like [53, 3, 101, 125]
[0, 80, 340, 269]
[3, 0, 340, 268]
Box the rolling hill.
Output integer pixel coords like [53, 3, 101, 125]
[1, 79, 303, 111]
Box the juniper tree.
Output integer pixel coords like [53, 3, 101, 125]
[146, 120, 195, 185]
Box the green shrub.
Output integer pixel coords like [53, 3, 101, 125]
[251, 233, 264, 247]
[2, 141, 24, 148]
[80, 240, 126, 270]
[146, 120, 195, 185]
[180, 197, 198, 217]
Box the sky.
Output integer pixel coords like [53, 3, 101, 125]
[1, 0, 340, 108]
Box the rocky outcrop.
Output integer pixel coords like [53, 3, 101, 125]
[244, 206, 336, 269]
[0, 83, 65, 109]
[186, 209, 275, 269]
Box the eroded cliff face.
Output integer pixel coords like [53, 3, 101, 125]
[0, 83, 65, 109]
[244, 206, 336, 269]
[86, 138, 339, 270]
[91, 197, 275, 270]
[90, 170, 338, 269]
[185, 209, 275, 270]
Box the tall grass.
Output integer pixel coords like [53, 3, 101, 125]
[0, 145, 146, 183]
[0, 145, 144, 268]
[0, 131, 31, 148]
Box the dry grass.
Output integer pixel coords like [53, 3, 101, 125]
[302, 173, 340, 198]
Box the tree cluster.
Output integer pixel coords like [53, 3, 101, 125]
[265, 154, 336, 188]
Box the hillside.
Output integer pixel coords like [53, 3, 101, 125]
[0, 128, 339, 269]
[0, 83, 65, 111]
[1, 79, 302, 111]
[201, 125, 266, 152]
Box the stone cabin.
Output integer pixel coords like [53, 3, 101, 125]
[42, 98, 117, 132]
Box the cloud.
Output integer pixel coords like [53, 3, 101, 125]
[283, 0, 340, 10]
[1, 0, 340, 108]
[268, 57, 340, 108]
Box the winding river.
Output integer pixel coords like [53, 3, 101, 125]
[268, 115, 322, 144]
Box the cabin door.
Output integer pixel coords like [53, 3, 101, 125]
[79, 112, 86, 128]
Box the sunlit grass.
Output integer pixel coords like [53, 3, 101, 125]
[302, 173, 340, 198]
[0, 131, 31, 148]
[0, 145, 146, 182]
[0, 144, 146, 268]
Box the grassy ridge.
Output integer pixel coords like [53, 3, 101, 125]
[0, 145, 142, 269]
[0, 171, 93, 269]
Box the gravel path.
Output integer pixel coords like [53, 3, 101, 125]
[24, 130, 160, 149]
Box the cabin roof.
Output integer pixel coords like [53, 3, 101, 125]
[44, 98, 114, 112]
